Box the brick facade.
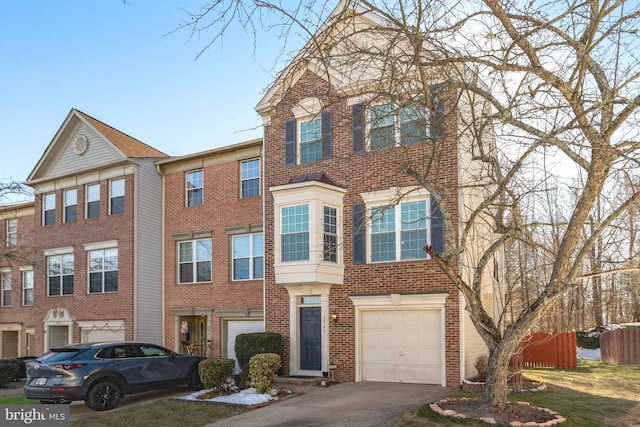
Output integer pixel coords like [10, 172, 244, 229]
[160, 141, 264, 359]
[262, 70, 464, 386]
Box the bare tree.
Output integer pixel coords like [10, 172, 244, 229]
[180, 0, 640, 410]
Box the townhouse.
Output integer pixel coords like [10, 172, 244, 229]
[0, 201, 36, 358]
[157, 140, 264, 364]
[255, 2, 502, 387]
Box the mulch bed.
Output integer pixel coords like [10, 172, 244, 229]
[434, 398, 564, 425]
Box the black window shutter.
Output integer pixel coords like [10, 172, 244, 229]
[352, 203, 366, 264]
[429, 85, 445, 139]
[285, 119, 297, 166]
[352, 103, 365, 154]
[430, 194, 444, 254]
[321, 110, 333, 159]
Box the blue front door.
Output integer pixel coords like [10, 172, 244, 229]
[300, 307, 321, 371]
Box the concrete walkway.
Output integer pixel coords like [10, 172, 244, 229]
[205, 382, 449, 427]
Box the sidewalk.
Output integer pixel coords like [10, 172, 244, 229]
[0, 379, 25, 398]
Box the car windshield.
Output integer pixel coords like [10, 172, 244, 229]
[36, 348, 83, 363]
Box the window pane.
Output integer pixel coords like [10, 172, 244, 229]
[301, 140, 322, 164]
[110, 179, 125, 197]
[370, 104, 395, 150]
[105, 271, 118, 292]
[48, 256, 61, 276]
[300, 119, 322, 164]
[62, 276, 74, 295]
[282, 233, 309, 261]
[44, 210, 55, 226]
[241, 159, 260, 180]
[188, 188, 203, 206]
[324, 234, 337, 262]
[110, 196, 124, 214]
[24, 289, 34, 306]
[401, 229, 428, 260]
[371, 233, 396, 262]
[65, 189, 77, 206]
[89, 273, 102, 293]
[179, 264, 193, 283]
[282, 205, 309, 233]
[104, 249, 118, 271]
[64, 205, 77, 222]
[179, 242, 193, 262]
[241, 160, 260, 198]
[253, 256, 264, 279]
[49, 277, 61, 296]
[89, 252, 103, 272]
[253, 234, 264, 257]
[401, 201, 427, 230]
[241, 179, 260, 198]
[371, 207, 395, 233]
[196, 261, 211, 282]
[87, 201, 99, 218]
[44, 194, 55, 210]
[186, 170, 203, 189]
[233, 235, 250, 258]
[87, 184, 100, 202]
[195, 240, 211, 262]
[400, 119, 427, 145]
[233, 258, 250, 280]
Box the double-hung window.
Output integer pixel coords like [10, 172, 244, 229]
[89, 249, 118, 293]
[43, 193, 56, 225]
[300, 119, 323, 164]
[178, 239, 212, 283]
[186, 170, 203, 206]
[109, 179, 125, 214]
[240, 159, 260, 198]
[1, 270, 11, 307]
[22, 269, 33, 306]
[323, 206, 338, 262]
[281, 205, 310, 262]
[48, 254, 74, 296]
[369, 101, 427, 150]
[232, 233, 264, 280]
[370, 200, 428, 262]
[64, 189, 77, 223]
[6, 219, 17, 247]
[86, 184, 100, 219]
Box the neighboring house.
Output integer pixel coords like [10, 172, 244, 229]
[0, 202, 37, 358]
[157, 139, 264, 366]
[255, 2, 503, 387]
[18, 108, 168, 354]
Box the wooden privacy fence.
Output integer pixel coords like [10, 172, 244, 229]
[513, 332, 577, 369]
[600, 327, 640, 365]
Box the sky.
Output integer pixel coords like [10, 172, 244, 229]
[0, 0, 303, 197]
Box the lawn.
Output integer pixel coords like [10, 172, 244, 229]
[0, 396, 38, 404]
[393, 360, 640, 427]
[70, 400, 246, 427]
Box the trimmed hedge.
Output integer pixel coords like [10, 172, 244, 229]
[0, 359, 26, 381]
[235, 332, 282, 368]
[249, 353, 281, 394]
[0, 363, 19, 388]
[576, 331, 600, 349]
[198, 358, 235, 390]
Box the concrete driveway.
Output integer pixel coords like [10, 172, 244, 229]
[204, 382, 449, 427]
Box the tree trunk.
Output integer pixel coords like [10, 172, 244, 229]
[484, 338, 520, 410]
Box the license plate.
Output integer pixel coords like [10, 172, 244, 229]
[34, 378, 48, 386]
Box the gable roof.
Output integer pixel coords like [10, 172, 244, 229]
[27, 109, 167, 184]
[75, 110, 167, 158]
[255, 0, 384, 114]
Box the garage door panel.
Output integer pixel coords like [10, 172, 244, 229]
[361, 309, 442, 384]
[226, 320, 264, 372]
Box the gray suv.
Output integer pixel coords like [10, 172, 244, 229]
[24, 342, 205, 410]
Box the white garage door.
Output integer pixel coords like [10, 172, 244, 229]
[226, 320, 264, 371]
[361, 309, 442, 384]
[82, 326, 125, 343]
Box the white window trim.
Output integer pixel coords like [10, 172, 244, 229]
[21, 268, 34, 307]
[64, 188, 77, 222]
[361, 186, 432, 264]
[231, 233, 264, 281]
[6, 218, 17, 247]
[86, 183, 100, 219]
[366, 100, 428, 150]
[44, 246, 74, 257]
[47, 253, 74, 297]
[84, 240, 118, 251]
[186, 169, 204, 207]
[87, 248, 118, 294]
[177, 239, 212, 284]
[240, 159, 260, 198]
[109, 178, 125, 215]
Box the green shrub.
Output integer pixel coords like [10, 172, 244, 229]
[576, 331, 600, 349]
[198, 358, 235, 390]
[249, 353, 281, 394]
[0, 363, 18, 388]
[235, 332, 282, 368]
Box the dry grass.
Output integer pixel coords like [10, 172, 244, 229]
[70, 400, 246, 427]
[394, 360, 640, 427]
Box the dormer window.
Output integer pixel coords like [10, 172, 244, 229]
[285, 97, 333, 166]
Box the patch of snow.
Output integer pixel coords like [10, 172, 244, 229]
[577, 347, 601, 361]
[601, 322, 640, 331]
[175, 387, 274, 406]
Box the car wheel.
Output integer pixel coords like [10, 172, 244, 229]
[85, 379, 121, 411]
[188, 368, 203, 391]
